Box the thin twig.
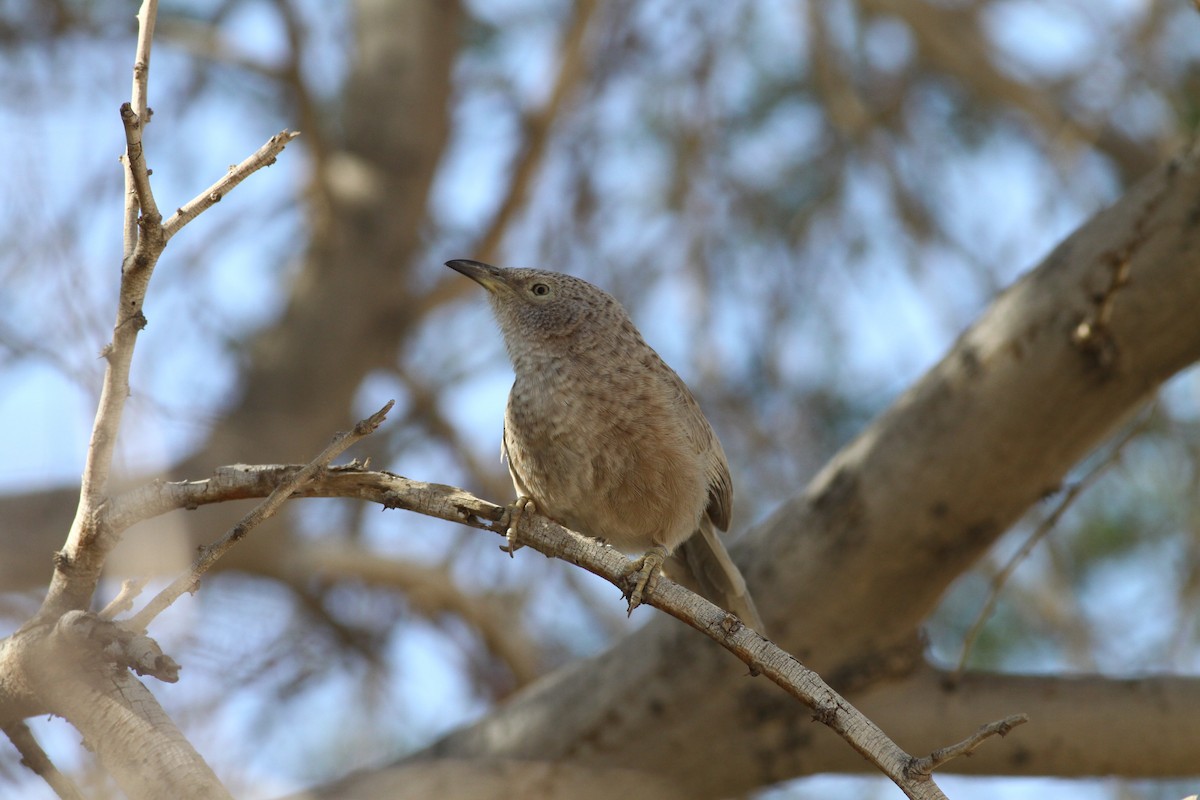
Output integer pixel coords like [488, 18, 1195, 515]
[99, 577, 150, 620]
[162, 129, 301, 241]
[124, 401, 394, 632]
[130, 0, 156, 122]
[953, 406, 1154, 679]
[2, 722, 86, 800]
[121, 0, 160, 257]
[907, 714, 1030, 777]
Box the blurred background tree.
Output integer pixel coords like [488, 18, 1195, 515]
[1, 0, 1199, 797]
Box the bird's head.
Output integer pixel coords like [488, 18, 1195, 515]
[446, 259, 630, 355]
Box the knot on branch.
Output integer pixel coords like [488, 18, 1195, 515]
[55, 611, 180, 683]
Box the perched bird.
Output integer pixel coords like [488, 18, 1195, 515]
[446, 259, 763, 630]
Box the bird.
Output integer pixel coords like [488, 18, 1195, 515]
[446, 258, 763, 630]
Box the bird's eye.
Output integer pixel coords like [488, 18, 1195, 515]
[531, 283, 551, 297]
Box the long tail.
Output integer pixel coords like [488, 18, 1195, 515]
[665, 519, 765, 633]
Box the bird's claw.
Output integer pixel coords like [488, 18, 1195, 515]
[625, 545, 668, 615]
[499, 496, 535, 557]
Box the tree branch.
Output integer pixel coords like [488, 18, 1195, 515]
[39, 0, 300, 619]
[96, 462, 1015, 798]
[11, 612, 231, 800]
[1, 721, 85, 800]
[906, 714, 1029, 778]
[162, 129, 301, 241]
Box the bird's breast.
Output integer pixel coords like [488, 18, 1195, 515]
[504, 360, 709, 552]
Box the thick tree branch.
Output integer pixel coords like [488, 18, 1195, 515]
[856, 666, 1200, 778]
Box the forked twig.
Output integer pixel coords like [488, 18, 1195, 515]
[125, 401, 394, 633]
[907, 714, 1030, 777]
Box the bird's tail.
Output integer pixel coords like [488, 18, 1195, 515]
[666, 519, 765, 633]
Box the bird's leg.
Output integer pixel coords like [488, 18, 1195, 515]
[499, 496, 535, 556]
[625, 545, 669, 615]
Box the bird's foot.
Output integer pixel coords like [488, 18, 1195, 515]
[499, 496, 535, 557]
[625, 545, 669, 615]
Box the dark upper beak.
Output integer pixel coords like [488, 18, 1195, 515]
[445, 259, 506, 293]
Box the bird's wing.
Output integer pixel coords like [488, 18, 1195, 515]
[501, 416, 533, 499]
[657, 356, 734, 531]
[705, 441, 733, 532]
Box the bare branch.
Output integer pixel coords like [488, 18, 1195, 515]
[55, 611, 179, 683]
[47, 1, 169, 617]
[907, 714, 1030, 777]
[497, 503, 954, 799]
[121, 0, 161, 259]
[162, 129, 301, 241]
[130, 0, 157, 122]
[120, 102, 160, 230]
[13, 612, 230, 799]
[98, 578, 150, 621]
[1, 721, 86, 800]
[42, 5, 301, 618]
[125, 401, 394, 632]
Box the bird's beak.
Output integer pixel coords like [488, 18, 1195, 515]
[446, 259, 508, 294]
